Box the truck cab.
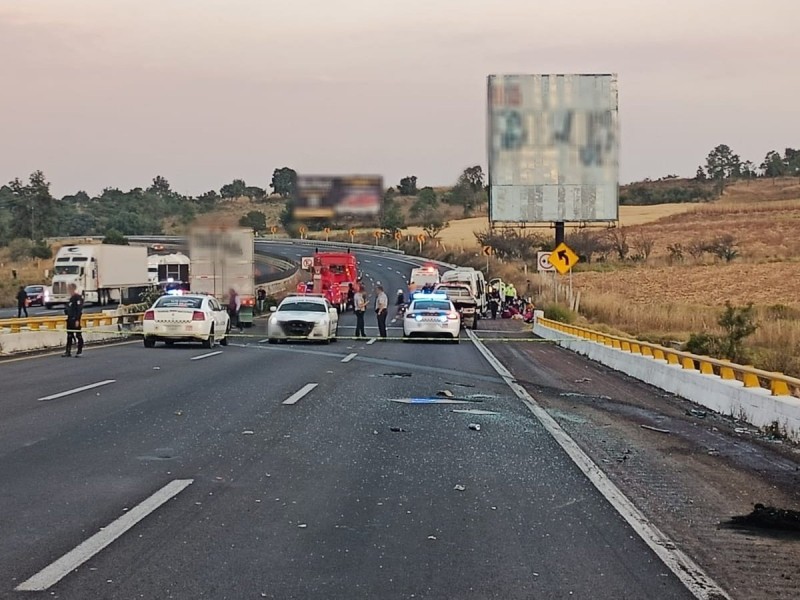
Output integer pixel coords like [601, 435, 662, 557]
[440, 267, 487, 317]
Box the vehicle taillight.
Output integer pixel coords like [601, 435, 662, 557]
[448, 311, 459, 320]
[144, 310, 155, 320]
[192, 311, 205, 321]
[242, 297, 255, 306]
[405, 312, 416, 319]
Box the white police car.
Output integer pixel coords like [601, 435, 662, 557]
[402, 292, 461, 343]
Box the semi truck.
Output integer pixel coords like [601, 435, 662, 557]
[47, 244, 150, 307]
[148, 252, 191, 292]
[189, 226, 256, 327]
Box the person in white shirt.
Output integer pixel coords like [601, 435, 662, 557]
[374, 285, 388, 339]
[353, 284, 367, 338]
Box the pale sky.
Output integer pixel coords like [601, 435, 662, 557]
[1, 0, 798, 196]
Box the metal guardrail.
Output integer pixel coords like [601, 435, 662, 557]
[0, 313, 138, 333]
[538, 317, 800, 398]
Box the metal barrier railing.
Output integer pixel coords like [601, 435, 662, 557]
[537, 317, 800, 397]
[0, 313, 143, 333]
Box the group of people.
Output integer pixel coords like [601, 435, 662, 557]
[350, 282, 389, 339]
[487, 283, 536, 323]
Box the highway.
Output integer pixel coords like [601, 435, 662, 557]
[0, 244, 708, 599]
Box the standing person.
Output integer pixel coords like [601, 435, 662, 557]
[374, 284, 388, 340]
[353, 284, 367, 338]
[346, 283, 355, 312]
[16, 286, 29, 318]
[228, 288, 243, 333]
[63, 283, 84, 357]
[489, 295, 499, 320]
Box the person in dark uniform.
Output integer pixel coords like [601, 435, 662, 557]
[16, 286, 29, 318]
[489, 295, 499, 320]
[63, 283, 84, 357]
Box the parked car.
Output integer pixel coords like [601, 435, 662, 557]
[267, 295, 339, 344]
[142, 294, 230, 348]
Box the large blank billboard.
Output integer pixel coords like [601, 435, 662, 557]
[487, 74, 619, 223]
[293, 175, 383, 219]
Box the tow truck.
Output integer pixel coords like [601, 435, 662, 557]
[434, 282, 479, 329]
[297, 250, 359, 311]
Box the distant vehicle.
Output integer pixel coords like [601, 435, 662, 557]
[266, 295, 339, 344]
[409, 266, 440, 292]
[142, 293, 230, 349]
[298, 250, 358, 311]
[148, 252, 191, 286]
[23, 284, 47, 307]
[403, 292, 461, 342]
[441, 267, 487, 317]
[189, 227, 256, 327]
[435, 282, 479, 329]
[48, 245, 150, 308]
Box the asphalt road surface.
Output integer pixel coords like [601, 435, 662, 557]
[0, 245, 698, 599]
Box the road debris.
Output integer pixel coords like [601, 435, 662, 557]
[153, 366, 161, 370]
[453, 484, 466, 491]
[437, 390, 454, 398]
[382, 372, 412, 378]
[686, 409, 708, 418]
[452, 409, 499, 415]
[445, 381, 475, 388]
[297, 523, 308, 528]
[242, 430, 255, 435]
[640, 424, 671, 434]
[427, 535, 437, 540]
[174, 410, 183, 416]
[574, 377, 592, 383]
[389, 426, 407, 433]
[468, 423, 481, 431]
[726, 504, 800, 533]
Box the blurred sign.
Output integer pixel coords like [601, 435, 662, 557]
[394, 232, 402, 240]
[373, 230, 381, 239]
[549, 242, 579, 274]
[482, 246, 493, 256]
[417, 234, 426, 242]
[301, 257, 314, 270]
[348, 228, 356, 237]
[487, 74, 619, 223]
[270, 226, 277, 234]
[537, 251, 555, 272]
[298, 226, 306, 234]
[294, 175, 383, 219]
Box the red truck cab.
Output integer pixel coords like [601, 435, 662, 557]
[313, 251, 358, 311]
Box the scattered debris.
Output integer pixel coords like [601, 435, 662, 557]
[726, 504, 800, 533]
[436, 390, 454, 398]
[389, 427, 407, 433]
[686, 409, 708, 418]
[574, 377, 592, 383]
[491, 506, 497, 510]
[707, 449, 720, 457]
[445, 381, 475, 388]
[390, 398, 473, 405]
[734, 427, 752, 435]
[174, 410, 183, 416]
[297, 523, 308, 529]
[152, 366, 161, 370]
[382, 372, 412, 378]
[453, 484, 466, 491]
[242, 430, 255, 435]
[452, 409, 499, 415]
[427, 535, 437, 540]
[373, 430, 379, 435]
[559, 392, 611, 400]
[468, 423, 481, 431]
[640, 424, 671, 434]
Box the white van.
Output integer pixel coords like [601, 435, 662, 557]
[440, 267, 487, 316]
[409, 266, 441, 291]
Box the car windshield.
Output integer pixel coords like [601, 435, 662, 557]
[25, 286, 43, 293]
[154, 297, 203, 309]
[278, 301, 326, 313]
[412, 301, 451, 312]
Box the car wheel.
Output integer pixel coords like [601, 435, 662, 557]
[143, 337, 156, 348]
[202, 327, 215, 349]
[45, 303, 53, 310]
[268, 338, 278, 344]
[165, 340, 175, 347]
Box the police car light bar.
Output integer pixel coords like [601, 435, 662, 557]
[412, 292, 448, 300]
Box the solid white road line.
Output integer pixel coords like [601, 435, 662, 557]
[341, 353, 357, 363]
[282, 383, 318, 405]
[366, 338, 377, 345]
[258, 338, 270, 343]
[190, 351, 223, 361]
[38, 380, 116, 402]
[465, 329, 730, 600]
[15, 479, 194, 591]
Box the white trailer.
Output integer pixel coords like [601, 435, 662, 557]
[189, 226, 256, 325]
[48, 244, 150, 307]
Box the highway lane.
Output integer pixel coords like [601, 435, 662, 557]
[0, 248, 696, 599]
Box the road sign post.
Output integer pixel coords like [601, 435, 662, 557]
[482, 245, 492, 273]
[324, 227, 330, 242]
[394, 231, 402, 250]
[374, 230, 382, 247]
[349, 228, 356, 243]
[298, 226, 307, 240]
[417, 233, 425, 254]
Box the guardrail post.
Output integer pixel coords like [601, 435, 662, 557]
[742, 372, 760, 388]
[653, 348, 665, 361]
[666, 353, 679, 365]
[681, 357, 695, 370]
[770, 378, 791, 396]
[630, 342, 641, 354]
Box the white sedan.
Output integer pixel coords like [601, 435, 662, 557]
[267, 295, 339, 344]
[142, 294, 230, 348]
[403, 293, 461, 342]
